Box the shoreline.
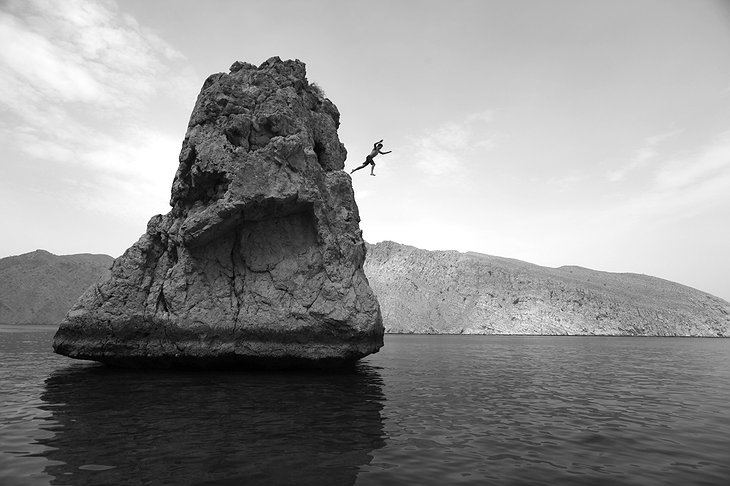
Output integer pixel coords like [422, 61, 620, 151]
[2, 324, 726, 338]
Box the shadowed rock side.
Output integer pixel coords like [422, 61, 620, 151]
[365, 241, 730, 336]
[53, 57, 383, 368]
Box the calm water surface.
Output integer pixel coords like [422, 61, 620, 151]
[1, 325, 729, 485]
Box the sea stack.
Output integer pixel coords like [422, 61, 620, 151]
[53, 57, 384, 368]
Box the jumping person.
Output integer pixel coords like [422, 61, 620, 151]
[350, 139, 392, 176]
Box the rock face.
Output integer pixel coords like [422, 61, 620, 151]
[53, 57, 383, 368]
[365, 241, 730, 336]
[0, 250, 113, 325]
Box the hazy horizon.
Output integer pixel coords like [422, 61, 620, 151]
[2, 0, 729, 301]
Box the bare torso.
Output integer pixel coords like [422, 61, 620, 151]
[350, 140, 391, 175]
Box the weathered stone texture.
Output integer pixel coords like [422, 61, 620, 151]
[53, 57, 383, 368]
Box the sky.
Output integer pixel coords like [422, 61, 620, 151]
[1, 0, 729, 302]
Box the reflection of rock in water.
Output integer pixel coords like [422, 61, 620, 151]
[39, 364, 385, 485]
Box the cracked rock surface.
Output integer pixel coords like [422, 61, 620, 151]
[53, 57, 383, 368]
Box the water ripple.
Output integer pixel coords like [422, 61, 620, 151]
[2, 328, 729, 485]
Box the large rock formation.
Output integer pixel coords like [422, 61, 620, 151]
[53, 57, 383, 368]
[366, 241, 730, 336]
[0, 250, 113, 325]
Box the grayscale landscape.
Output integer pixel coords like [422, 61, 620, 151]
[2, 1, 729, 485]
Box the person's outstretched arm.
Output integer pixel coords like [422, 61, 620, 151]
[379, 150, 392, 155]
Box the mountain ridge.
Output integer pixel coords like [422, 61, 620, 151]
[0, 250, 113, 325]
[364, 241, 730, 336]
[2, 242, 728, 336]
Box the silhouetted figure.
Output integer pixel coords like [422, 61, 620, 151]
[350, 139, 392, 176]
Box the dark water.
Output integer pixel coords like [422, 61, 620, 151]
[1, 326, 729, 485]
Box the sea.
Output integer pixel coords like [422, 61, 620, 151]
[1, 325, 729, 486]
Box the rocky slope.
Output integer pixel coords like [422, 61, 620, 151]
[54, 57, 383, 368]
[0, 250, 113, 325]
[365, 241, 730, 336]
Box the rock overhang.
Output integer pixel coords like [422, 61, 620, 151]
[53, 57, 383, 369]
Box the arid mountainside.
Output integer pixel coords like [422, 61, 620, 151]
[365, 241, 730, 336]
[0, 250, 113, 325]
[4, 242, 729, 337]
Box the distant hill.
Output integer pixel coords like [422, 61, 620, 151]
[0, 250, 113, 325]
[4, 244, 729, 336]
[365, 241, 730, 336]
